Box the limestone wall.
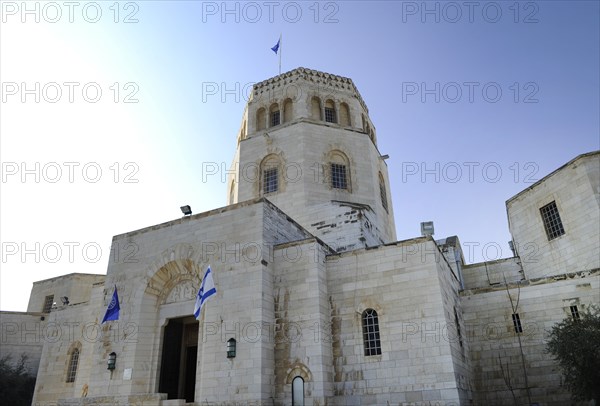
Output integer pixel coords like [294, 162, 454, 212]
[461, 269, 600, 405]
[462, 257, 524, 290]
[507, 152, 600, 279]
[235, 120, 396, 248]
[325, 238, 463, 405]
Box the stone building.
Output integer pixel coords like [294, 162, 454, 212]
[1, 68, 598, 406]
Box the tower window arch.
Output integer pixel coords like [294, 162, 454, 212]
[256, 108, 266, 131]
[362, 309, 381, 356]
[283, 98, 293, 123]
[66, 345, 80, 383]
[328, 151, 350, 191]
[240, 120, 246, 140]
[379, 172, 388, 212]
[269, 103, 280, 127]
[229, 182, 235, 205]
[340, 102, 351, 126]
[310, 97, 322, 120]
[261, 155, 282, 195]
[324, 99, 336, 123]
[292, 376, 305, 406]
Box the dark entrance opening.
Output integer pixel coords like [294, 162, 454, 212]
[158, 316, 198, 402]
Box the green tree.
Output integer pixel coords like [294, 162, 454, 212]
[0, 354, 36, 406]
[546, 306, 600, 402]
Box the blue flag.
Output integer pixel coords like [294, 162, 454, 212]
[102, 286, 120, 324]
[271, 38, 280, 54]
[194, 266, 217, 320]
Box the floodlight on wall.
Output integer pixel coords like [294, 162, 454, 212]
[227, 338, 236, 358]
[61, 296, 69, 305]
[380, 154, 390, 160]
[180, 205, 192, 216]
[421, 221, 435, 237]
[107, 352, 117, 370]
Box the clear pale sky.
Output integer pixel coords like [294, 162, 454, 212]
[1, 1, 599, 311]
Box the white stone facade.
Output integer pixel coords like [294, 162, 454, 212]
[1, 68, 598, 406]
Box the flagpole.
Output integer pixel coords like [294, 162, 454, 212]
[278, 33, 282, 75]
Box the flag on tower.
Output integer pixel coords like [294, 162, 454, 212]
[102, 286, 120, 324]
[271, 38, 280, 54]
[271, 34, 282, 74]
[194, 266, 217, 320]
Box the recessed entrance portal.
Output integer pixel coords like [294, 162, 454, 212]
[158, 316, 198, 402]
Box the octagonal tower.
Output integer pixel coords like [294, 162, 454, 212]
[228, 67, 396, 251]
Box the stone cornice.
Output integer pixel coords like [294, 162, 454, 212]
[251, 67, 369, 113]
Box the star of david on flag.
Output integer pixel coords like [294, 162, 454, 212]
[194, 266, 217, 320]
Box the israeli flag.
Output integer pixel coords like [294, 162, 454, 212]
[271, 38, 280, 54]
[194, 266, 217, 320]
[102, 286, 120, 324]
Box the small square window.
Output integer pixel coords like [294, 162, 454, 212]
[42, 295, 54, 313]
[512, 313, 523, 333]
[331, 164, 347, 190]
[570, 305, 580, 321]
[540, 201, 565, 240]
[263, 168, 278, 194]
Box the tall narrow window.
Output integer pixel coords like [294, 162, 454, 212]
[540, 201, 565, 240]
[66, 348, 80, 383]
[256, 108, 266, 131]
[270, 110, 280, 127]
[570, 305, 580, 321]
[269, 103, 280, 127]
[340, 103, 351, 126]
[42, 295, 54, 313]
[331, 164, 347, 190]
[324, 100, 336, 123]
[454, 308, 463, 348]
[263, 168, 278, 194]
[311, 97, 321, 120]
[283, 98, 293, 123]
[292, 376, 304, 406]
[229, 182, 235, 205]
[379, 173, 388, 212]
[362, 309, 382, 356]
[512, 313, 523, 333]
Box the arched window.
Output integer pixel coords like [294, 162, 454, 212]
[311, 97, 321, 120]
[328, 151, 350, 191]
[261, 155, 281, 195]
[66, 347, 80, 383]
[269, 103, 281, 127]
[379, 173, 388, 212]
[340, 102, 351, 126]
[256, 108, 266, 131]
[292, 376, 304, 406]
[240, 120, 246, 140]
[324, 99, 336, 123]
[283, 98, 293, 123]
[362, 309, 381, 356]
